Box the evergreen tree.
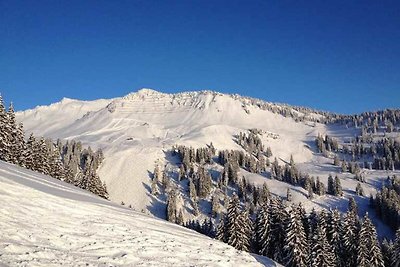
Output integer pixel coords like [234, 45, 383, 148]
[327, 209, 343, 266]
[198, 166, 212, 198]
[78, 161, 108, 199]
[357, 214, 384, 267]
[381, 239, 393, 267]
[356, 182, 365, 196]
[178, 164, 186, 181]
[342, 210, 360, 267]
[15, 123, 26, 166]
[189, 178, 197, 201]
[307, 184, 314, 200]
[327, 174, 335, 195]
[6, 103, 19, 164]
[334, 175, 343, 196]
[216, 214, 227, 243]
[254, 204, 270, 256]
[24, 134, 36, 170]
[0, 95, 8, 161]
[341, 161, 347, 173]
[151, 176, 160, 196]
[166, 190, 178, 223]
[49, 146, 65, 180]
[211, 193, 220, 218]
[348, 197, 358, 215]
[284, 204, 308, 267]
[393, 228, 400, 267]
[225, 194, 251, 251]
[310, 217, 335, 267]
[316, 177, 326, 195]
[267, 197, 288, 262]
[176, 209, 185, 225]
[192, 199, 199, 216]
[258, 182, 270, 205]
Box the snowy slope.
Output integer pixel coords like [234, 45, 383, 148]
[14, 88, 399, 240]
[17, 97, 113, 137]
[0, 160, 280, 267]
[16, 89, 322, 212]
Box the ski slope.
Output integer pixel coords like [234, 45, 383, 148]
[0, 160, 279, 267]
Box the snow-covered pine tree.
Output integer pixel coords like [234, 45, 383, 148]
[334, 175, 343, 196]
[326, 208, 343, 265]
[63, 164, 75, 184]
[161, 169, 169, 189]
[24, 134, 36, 170]
[284, 204, 308, 267]
[327, 174, 335, 195]
[391, 228, 400, 267]
[258, 182, 270, 205]
[286, 188, 292, 202]
[380, 239, 393, 267]
[307, 184, 314, 199]
[342, 210, 360, 267]
[316, 177, 326, 195]
[151, 175, 160, 196]
[49, 145, 65, 180]
[176, 209, 185, 225]
[254, 204, 269, 256]
[216, 213, 228, 243]
[197, 166, 212, 198]
[310, 215, 335, 267]
[79, 162, 108, 199]
[357, 213, 384, 267]
[178, 164, 185, 181]
[237, 208, 252, 252]
[189, 178, 197, 201]
[192, 198, 199, 216]
[211, 193, 220, 218]
[6, 103, 19, 164]
[226, 194, 251, 252]
[348, 197, 358, 215]
[0, 95, 9, 161]
[267, 196, 288, 263]
[166, 189, 178, 223]
[36, 138, 51, 175]
[15, 123, 26, 166]
[307, 208, 318, 243]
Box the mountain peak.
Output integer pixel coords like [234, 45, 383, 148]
[137, 88, 161, 95]
[122, 88, 166, 100]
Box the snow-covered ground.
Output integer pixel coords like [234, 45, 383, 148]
[14, 88, 399, 239]
[0, 160, 280, 267]
[16, 89, 322, 212]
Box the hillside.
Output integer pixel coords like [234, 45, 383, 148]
[0, 160, 279, 266]
[16, 89, 324, 211]
[15, 89, 400, 237]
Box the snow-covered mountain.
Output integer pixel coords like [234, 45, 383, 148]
[15, 88, 399, 238]
[0, 160, 279, 266]
[16, 89, 321, 210]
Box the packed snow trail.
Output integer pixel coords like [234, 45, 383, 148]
[0, 161, 279, 267]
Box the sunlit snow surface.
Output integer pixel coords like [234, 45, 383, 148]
[15, 89, 399, 239]
[0, 161, 280, 266]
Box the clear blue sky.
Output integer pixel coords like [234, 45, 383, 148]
[1, 0, 399, 114]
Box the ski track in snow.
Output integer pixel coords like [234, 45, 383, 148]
[0, 161, 280, 267]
